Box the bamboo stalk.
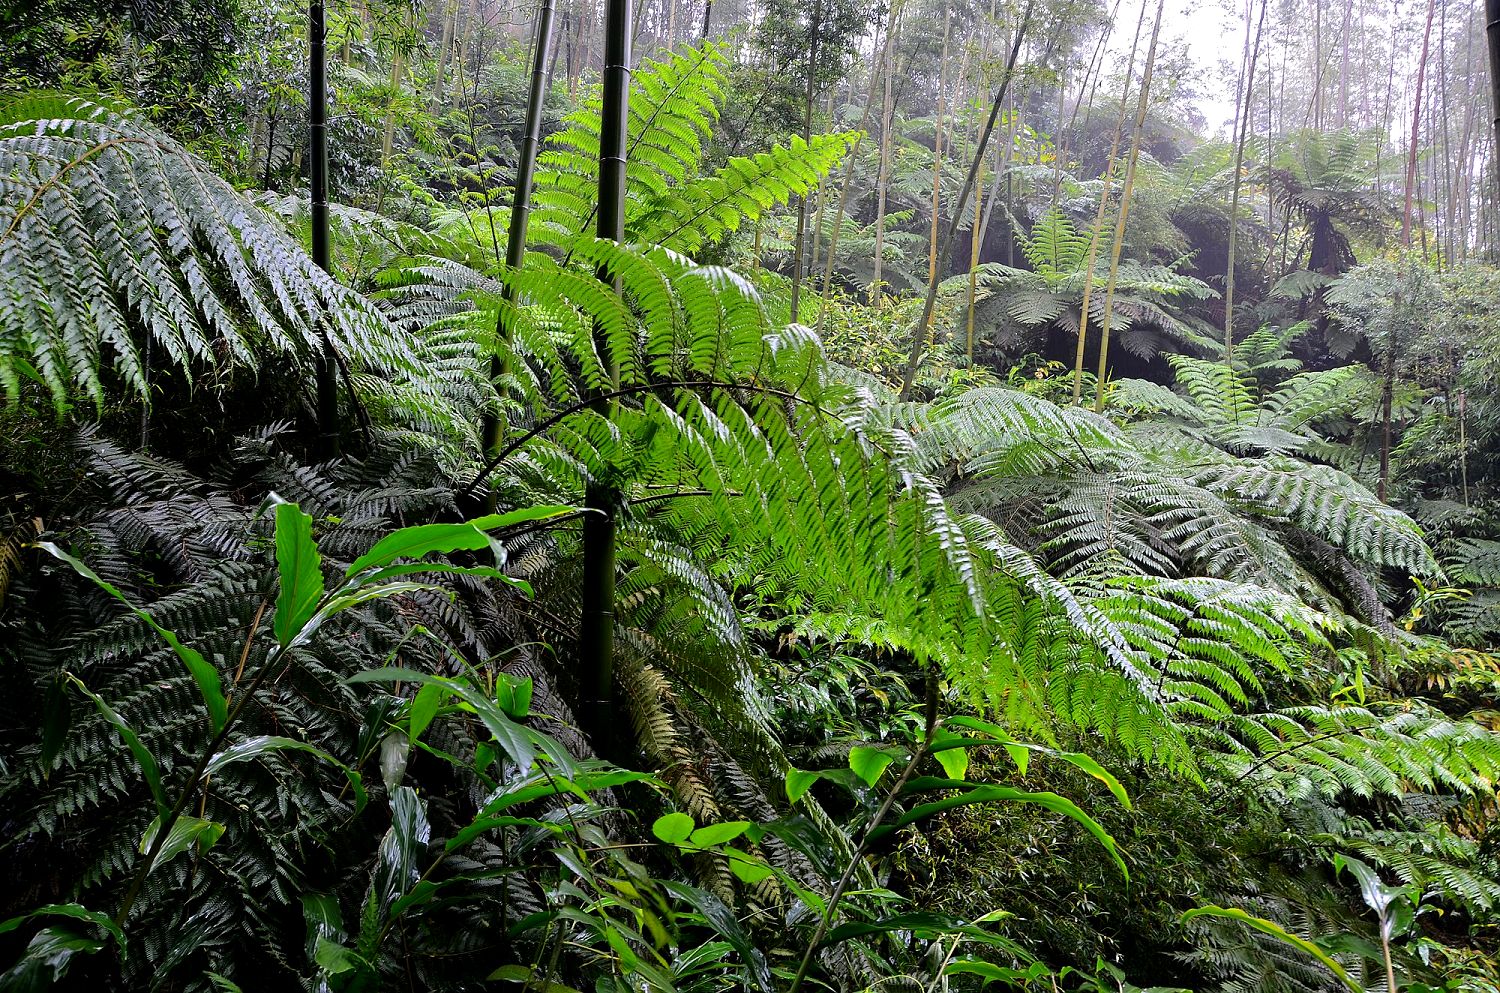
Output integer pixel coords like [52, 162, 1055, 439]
[1092, 0, 1165, 413]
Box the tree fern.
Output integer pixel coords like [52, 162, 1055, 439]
[0, 93, 421, 414]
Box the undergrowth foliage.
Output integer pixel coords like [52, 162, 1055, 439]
[3, 35, 1500, 993]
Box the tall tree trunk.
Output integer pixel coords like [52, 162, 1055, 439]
[1092, 0, 1165, 413]
[817, 0, 903, 331]
[582, 0, 631, 753]
[929, 7, 953, 285]
[789, 0, 825, 321]
[1070, 0, 1149, 404]
[1486, 0, 1500, 212]
[1338, 0, 1353, 124]
[1313, 0, 1323, 128]
[1404, 0, 1437, 244]
[897, 0, 1035, 398]
[808, 88, 836, 278]
[966, 160, 984, 358]
[434, 0, 458, 104]
[310, 0, 340, 457]
[1224, 0, 1269, 360]
[871, 28, 898, 305]
[700, 0, 712, 37]
[1380, 0, 1438, 500]
[480, 0, 555, 497]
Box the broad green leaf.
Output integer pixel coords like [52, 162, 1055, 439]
[345, 506, 572, 577]
[313, 936, 362, 975]
[273, 503, 323, 649]
[1180, 906, 1361, 992]
[139, 814, 225, 872]
[849, 745, 896, 787]
[652, 812, 695, 844]
[0, 904, 124, 951]
[1003, 743, 1030, 776]
[204, 735, 368, 811]
[724, 848, 775, 884]
[785, 768, 819, 803]
[875, 779, 1128, 879]
[409, 682, 443, 744]
[1051, 750, 1131, 810]
[931, 731, 971, 781]
[822, 912, 1024, 953]
[344, 668, 542, 773]
[41, 543, 227, 732]
[658, 881, 774, 991]
[689, 821, 751, 847]
[495, 674, 533, 718]
[486, 964, 584, 992]
[68, 676, 165, 814]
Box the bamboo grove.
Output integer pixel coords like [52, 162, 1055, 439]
[6, 0, 1500, 990]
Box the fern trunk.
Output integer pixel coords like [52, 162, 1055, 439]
[581, 0, 631, 755]
[310, 0, 340, 457]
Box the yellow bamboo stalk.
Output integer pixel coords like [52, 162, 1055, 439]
[1092, 0, 1164, 413]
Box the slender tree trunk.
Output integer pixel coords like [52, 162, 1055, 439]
[871, 29, 898, 305]
[1486, 0, 1500, 212]
[966, 160, 984, 358]
[310, 0, 340, 457]
[1224, 0, 1269, 360]
[1338, 0, 1353, 124]
[434, 0, 458, 104]
[1313, 0, 1323, 128]
[1378, 0, 1438, 500]
[582, 0, 631, 753]
[1404, 0, 1437, 244]
[790, 0, 825, 321]
[700, 0, 712, 37]
[1093, 0, 1166, 413]
[480, 0, 555, 493]
[817, 0, 903, 330]
[1070, 0, 1148, 404]
[929, 7, 953, 285]
[809, 88, 836, 277]
[897, 0, 1035, 398]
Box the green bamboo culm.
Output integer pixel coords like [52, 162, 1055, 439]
[480, 0, 557, 511]
[581, 0, 631, 757]
[309, 0, 340, 458]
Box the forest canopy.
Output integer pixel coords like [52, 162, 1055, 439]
[3, 0, 1500, 990]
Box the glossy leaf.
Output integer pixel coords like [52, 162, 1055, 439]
[204, 735, 367, 811]
[1180, 905, 1361, 992]
[848, 745, 897, 786]
[345, 506, 572, 577]
[67, 676, 165, 814]
[139, 814, 225, 873]
[652, 812, 695, 844]
[273, 502, 324, 649]
[41, 543, 227, 732]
